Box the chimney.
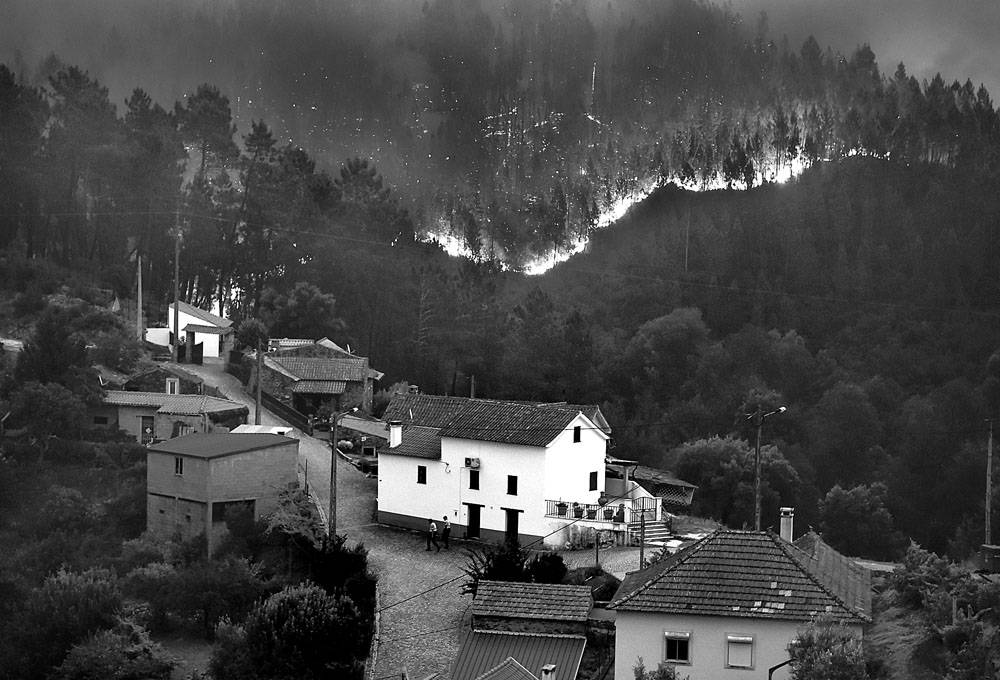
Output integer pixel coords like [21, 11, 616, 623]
[408, 384, 420, 394]
[780, 507, 794, 542]
[540, 664, 557, 679]
[389, 420, 402, 448]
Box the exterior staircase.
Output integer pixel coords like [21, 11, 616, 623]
[629, 519, 673, 547]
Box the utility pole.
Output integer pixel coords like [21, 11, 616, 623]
[135, 252, 143, 341]
[329, 406, 358, 538]
[988, 419, 994, 545]
[172, 208, 181, 363]
[639, 513, 645, 569]
[749, 405, 786, 531]
[753, 406, 763, 531]
[254, 338, 262, 425]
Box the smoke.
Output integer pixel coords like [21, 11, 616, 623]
[728, 0, 1000, 95]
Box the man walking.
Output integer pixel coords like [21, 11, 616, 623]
[426, 518, 440, 552]
[441, 515, 451, 549]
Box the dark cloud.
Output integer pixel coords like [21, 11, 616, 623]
[730, 0, 1000, 94]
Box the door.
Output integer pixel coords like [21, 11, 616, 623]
[504, 508, 519, 543]
[465, 504, 481, 539]
[140, 416, 154, 444]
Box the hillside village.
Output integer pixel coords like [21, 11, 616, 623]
[2, 292, 998, 680]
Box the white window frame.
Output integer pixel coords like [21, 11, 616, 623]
[726, 634, 754, 669]
[663, 631, 691, 664]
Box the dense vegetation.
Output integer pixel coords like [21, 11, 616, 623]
[2, 0, 1000, 566]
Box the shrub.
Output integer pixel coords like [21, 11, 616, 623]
[787, 616, 868, 680]
[210, 583, 368, 680]
[52, 618, 174, 680]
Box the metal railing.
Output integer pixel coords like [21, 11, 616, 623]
[545, 499, 631, 524]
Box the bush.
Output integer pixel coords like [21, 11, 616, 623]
[6, 568, 122, 679]
[526, 552, 568, 584]
[52, 618, 174, 680]
[564, 566, 622, 602]
[787, 616, 868, 680]
[210, 583, 368, 680]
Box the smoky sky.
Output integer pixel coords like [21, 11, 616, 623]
[730, 0, 1000, 96]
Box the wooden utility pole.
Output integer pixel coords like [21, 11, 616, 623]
[135, 253, 143, 340]
[753, 406, 763, 531]
[254, 338, 262, 425]
[988, 420, 994, 545]
[329, 416, 338, 537]
[172, 209, 181, 363]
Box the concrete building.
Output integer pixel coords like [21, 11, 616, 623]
[146, 433, 299, 555]
[167, 300, 234, 359]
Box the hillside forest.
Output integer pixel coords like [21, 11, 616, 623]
[1, 0, 1000, 566]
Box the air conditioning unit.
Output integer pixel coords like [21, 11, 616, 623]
[464, 457, 481, 469]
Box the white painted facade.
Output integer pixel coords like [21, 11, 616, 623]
[377, 412, 608, 546]
[167, 303, 227, 358]
[614, 610, 863, 680]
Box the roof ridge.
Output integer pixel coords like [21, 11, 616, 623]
[474, 657, 535, 680]
[472, 630, 586, 640]
[611, 528, 722, 608]
[769, 530, 869, 622]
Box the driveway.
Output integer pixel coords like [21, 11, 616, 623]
[176, 359, 472, 679]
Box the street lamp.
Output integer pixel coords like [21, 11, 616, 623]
[328, 406, 358, 538]
[748, 405, 786, 531]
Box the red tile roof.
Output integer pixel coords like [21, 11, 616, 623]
[148, 433, 297, 459]
[291, 380, 347, 395]
[473, 581, 592, 623]
[452, 631, 585, 680]
[609, 530, 871, 623]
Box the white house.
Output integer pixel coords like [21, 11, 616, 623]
[166, 300, 233, 359]
[376, 394, 611, 547]
[609, 528, 871, 680]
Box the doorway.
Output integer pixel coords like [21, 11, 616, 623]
[504, 508, 520, 543]
[465, 503, 481, 539]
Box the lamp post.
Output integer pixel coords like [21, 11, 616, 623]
[328, 406, 358, 538]
[749, 405, 786, 531]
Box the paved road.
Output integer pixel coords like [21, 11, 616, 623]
[177, 359, 471, 679]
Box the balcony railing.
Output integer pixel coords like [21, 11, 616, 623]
[545, 500, 631, 524]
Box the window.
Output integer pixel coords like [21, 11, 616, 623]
[165, 378, 180, 395]
[417, 465, 427, 484]
[664, 631, 691, 664]
[469, 469, 480, 490]
[92, 415, 108, 425]
[174, 456, 184, 476]
[507, 475, 518, 495]
[573, 425, 582, 442]
[589, 470, 598, 491]
[726, 635, 753, 668]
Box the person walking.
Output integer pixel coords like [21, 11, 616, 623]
[441, 515, 451, 549]
[426, 518, 440, 552]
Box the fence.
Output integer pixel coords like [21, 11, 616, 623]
[261, 391, 313, 434]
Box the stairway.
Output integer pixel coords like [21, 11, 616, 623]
[629, 519, 673, 546]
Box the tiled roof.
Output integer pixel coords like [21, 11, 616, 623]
[382, 425, 441, 460]
[609, 530, 871, 623]
[383, 393, 609, 447]
[629, 464, 697, 490]
[793, 531, 872, 617]
[476, 658, 538, 680]
[452, 631, 585, 680]
[268, 356, 368, 382]
[439, 400, 589, 447]
[291, 380, 347, 395]
[474, 581, 592, 623]
[182, 323, 232, 335]
[102, 391, 247, 416]
[148, 433, 297, 459]
[383, 393, 472, 428]
[172, 300, 232, 328]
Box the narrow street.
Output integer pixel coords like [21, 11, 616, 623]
[175, 359, 472, 679]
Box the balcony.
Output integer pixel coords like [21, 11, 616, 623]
[544, 496, 661, 526]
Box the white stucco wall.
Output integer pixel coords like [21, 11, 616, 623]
[614, 610, 863, 680]
[377, 413, 608, 546]
[168, 305, 222, 357]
